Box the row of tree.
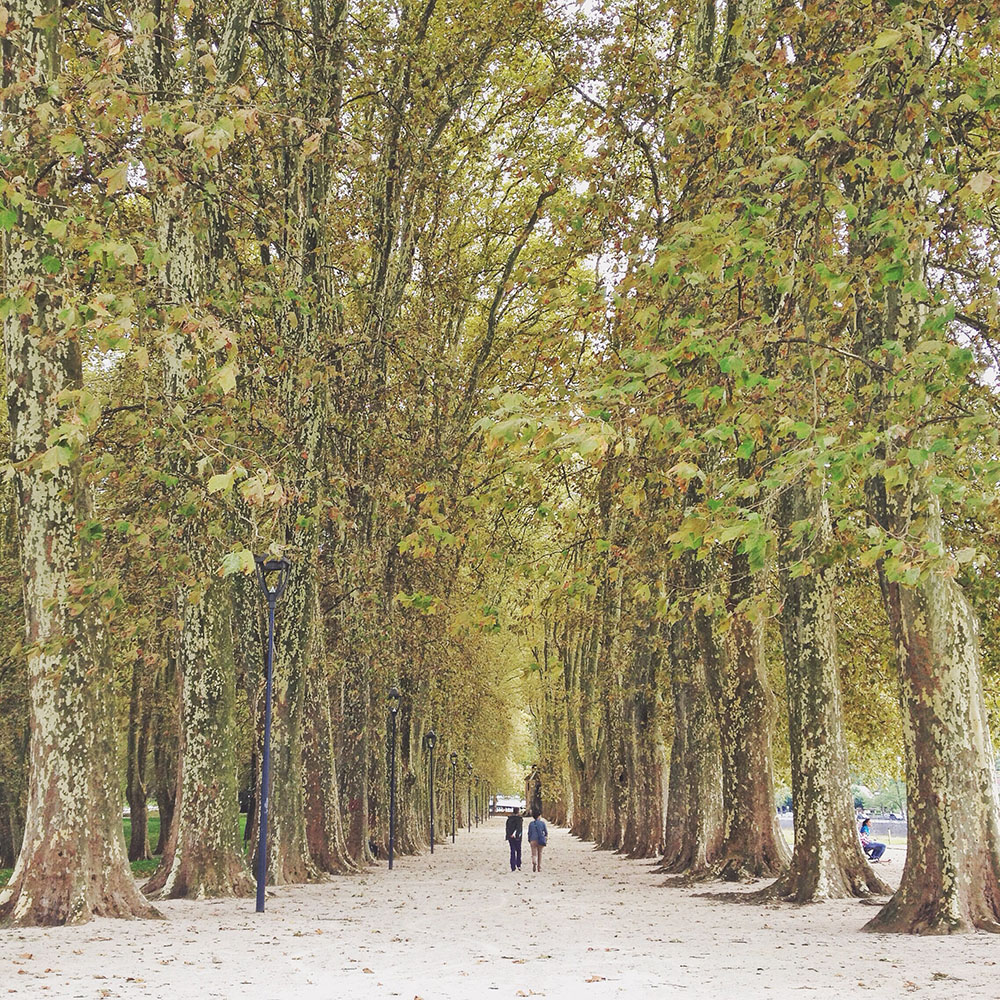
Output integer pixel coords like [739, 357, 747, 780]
[1, 0, 999, 936]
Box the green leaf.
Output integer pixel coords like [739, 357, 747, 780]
[207, 471, 235, 494]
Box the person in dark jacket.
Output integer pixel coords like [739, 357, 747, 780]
[505, 807, 523, 871]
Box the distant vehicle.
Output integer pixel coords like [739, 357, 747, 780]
[493, 795, 526, 815]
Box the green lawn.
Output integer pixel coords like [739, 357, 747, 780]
[0, 813, 250, 888]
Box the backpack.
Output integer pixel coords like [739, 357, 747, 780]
[533, 819, 547, 847]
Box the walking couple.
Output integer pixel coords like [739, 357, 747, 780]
[505, 806, 548, 872]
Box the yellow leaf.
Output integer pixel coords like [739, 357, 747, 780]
[104, 161, 129, 195]
[968, 172, 994, 195]
[214, 363, 237, 394]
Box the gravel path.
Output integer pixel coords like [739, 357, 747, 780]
[1, 819, 995, 999]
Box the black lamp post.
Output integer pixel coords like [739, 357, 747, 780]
[466, 761, 472, 833]
[450, 751, 458, 843]
[474, 775, 479, 827]
[388, 687, 401, 871]
[253, 555, 291, 914]
[425, 730, 437, 853]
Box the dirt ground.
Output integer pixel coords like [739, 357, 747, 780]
[1, 821, 996, 999]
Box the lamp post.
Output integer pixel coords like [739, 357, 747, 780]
[450, 752, 458, 843]
[474, 775, 479, 827]
[253, 555, 291, 914]
[388, 687, 401, 871]
[426, 730, 437, 853]
[466, 762, 472, 833]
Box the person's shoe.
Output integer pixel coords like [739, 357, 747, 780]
[532, 863, 536, 871]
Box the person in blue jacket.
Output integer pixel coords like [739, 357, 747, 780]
[527, 807, 548, 872]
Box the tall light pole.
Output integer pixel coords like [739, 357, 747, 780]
[474, 775, 479, 828]
[450, 751, 458, 843]
[388, 687, 401, 871]
[253, 555, 291, 914]
[466, 761, 472, 833]
[426, 730, 437, 853]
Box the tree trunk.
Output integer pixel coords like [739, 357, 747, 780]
[661, 538, 724, 876]
[341, 657, 375, 864]
[151, 653, 178, 858]
[767, 477, 888, 902]
[126, 656, 153, 862]
[256, 560, 319, 884]
[867, 483, 1000, 933]
[0, 1, 158, 925]
[621, 630, 665, 858]
[661, 624, 724, 875]
[144, 577, 251, 898]
[302, 588, 356, 874]
[714, 548, 790, 880]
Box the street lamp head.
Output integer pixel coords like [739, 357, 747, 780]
[426, 729, 437, 750]
[450, 751, 458, 767]
[254, 555, 291, 601]
[466, 761, 473, 776]
[388, 686, 401, 717]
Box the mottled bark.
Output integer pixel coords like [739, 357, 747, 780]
[302, 589, 355, 874]
[0, 0, 158, 926]
[257, 559, 319, 884]
[661, 521, 724, 876]
[867, 483, 1000, 933]
[767, 477, 887, 902]
[661, 617, 724, 874]
[145, 577, 251, 898]
[714, 549, 789, 880]
[133, 0, 259, 899]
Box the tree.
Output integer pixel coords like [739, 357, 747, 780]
[0, 1, 157, 924]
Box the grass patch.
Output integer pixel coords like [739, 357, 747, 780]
[0, 868, 10, 888]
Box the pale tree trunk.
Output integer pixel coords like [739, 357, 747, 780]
[851, 28, 1000, 931]
[767, 477, 888, 902]
[135, 0, 256, 900]
[0, 0, 158, 926]
[256, 0, 351, 881]
[714, 546, 789, 880]
[867, 481, 1000, 933]
[145, 573, 251, 898]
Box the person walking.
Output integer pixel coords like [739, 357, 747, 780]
[505, 807, 523, 871]
[527, 807, 548, 872]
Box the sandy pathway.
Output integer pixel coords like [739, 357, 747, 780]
[1, 822, 996, 999]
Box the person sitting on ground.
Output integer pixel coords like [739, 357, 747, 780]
[527, 806, 548, 872]
[505, 806, 523, 871]
[859, 814, 887, 862]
